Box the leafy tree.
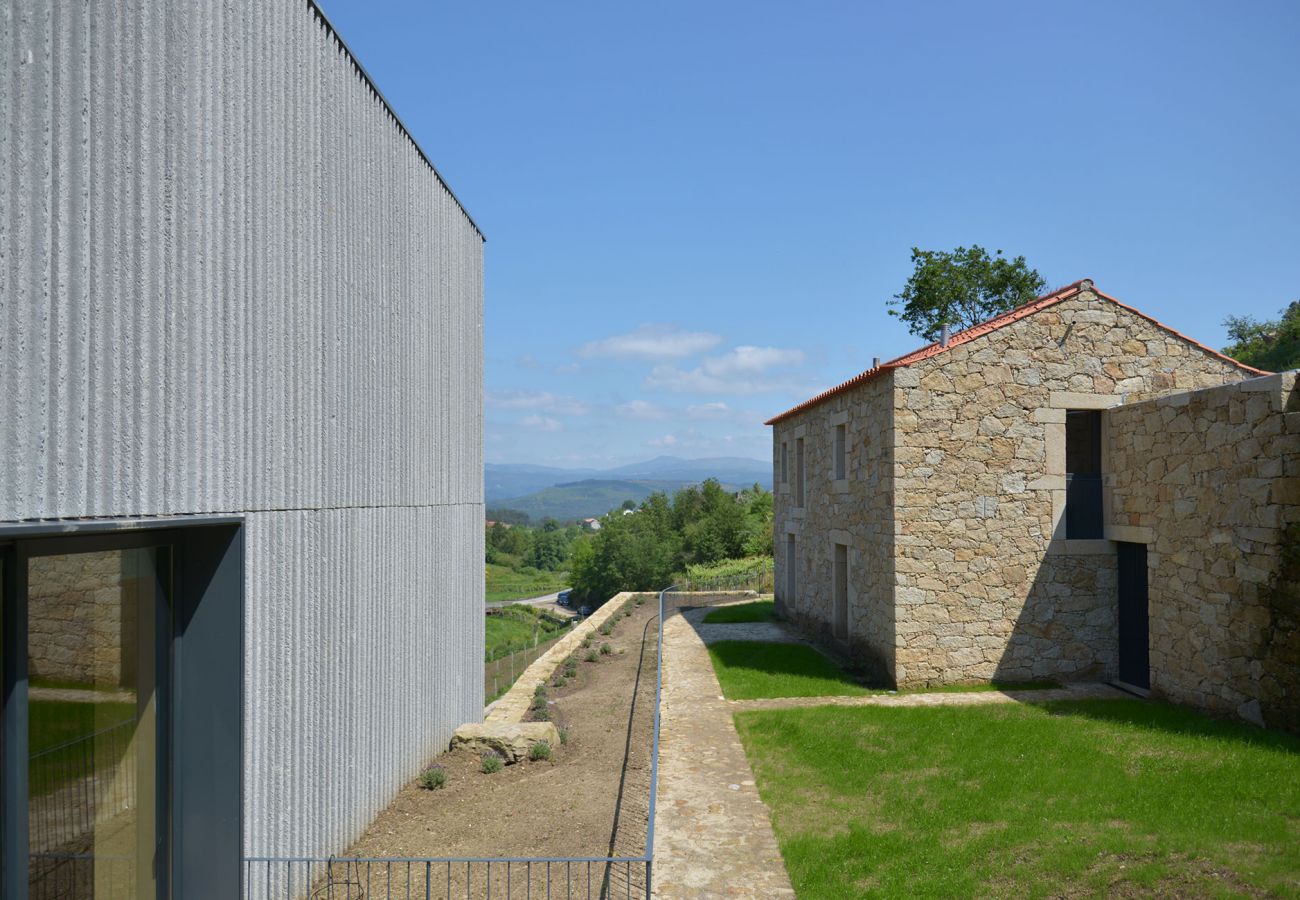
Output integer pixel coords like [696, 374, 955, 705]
[526, 528, 570, 571]
[620, 499, 637, 511]
[1222, 301, 1300, 372]
[888, 246, 1046, 342]
[570, 480, 776, 603]
[486, 508, 531, 526]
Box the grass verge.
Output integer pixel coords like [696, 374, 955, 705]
[485, 563, 568, 603]
[702, 600, 777, 624]
[734, 699, 1300, 898]
[707, 640, 874, 700]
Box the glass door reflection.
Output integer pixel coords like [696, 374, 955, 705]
[26, 547, 167, 899]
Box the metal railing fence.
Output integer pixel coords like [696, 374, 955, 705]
[244, 585, 759, 899]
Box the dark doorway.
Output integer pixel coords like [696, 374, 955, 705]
[1117, 542, 1150, 689]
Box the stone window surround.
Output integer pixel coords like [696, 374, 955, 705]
[829, 528, 856, 636]
[1040, 392, 1128, 552]
[828, 410, 850, 493]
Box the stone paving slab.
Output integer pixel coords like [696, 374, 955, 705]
[652, 608, 796, 899]
[694, 621, 810, 645]
[728, 681, 1129, 712]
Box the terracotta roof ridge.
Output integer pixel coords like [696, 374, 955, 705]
[764, 279, 1266, 425]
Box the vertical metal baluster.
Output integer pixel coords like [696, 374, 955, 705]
[546, 861, 551, 900]
[487, 860, 491, 898]
[527, 860, 531, 900]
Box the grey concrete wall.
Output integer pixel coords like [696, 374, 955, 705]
[2, 0, 484, 860]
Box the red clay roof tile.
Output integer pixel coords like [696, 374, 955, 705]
[764, 279, 1268, 425]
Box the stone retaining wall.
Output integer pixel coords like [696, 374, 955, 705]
[485, 593, 652, 723]
[1107, 372, 1300, 729]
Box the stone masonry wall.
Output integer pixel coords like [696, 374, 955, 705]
[772, 371, 896, 681]
[892, 288, 1255, 686]
[1107, 372, 1300, 729]
[27, 551, 131, 686]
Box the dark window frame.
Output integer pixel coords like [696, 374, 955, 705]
[1, 516, 244, 900]
[1064, 410, 1104, 539]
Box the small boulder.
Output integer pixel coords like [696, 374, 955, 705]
[450, 721, 560, 764]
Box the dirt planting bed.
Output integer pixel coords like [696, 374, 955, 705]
[344, 595, 659, 864]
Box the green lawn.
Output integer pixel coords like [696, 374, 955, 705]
[484, 563, 568, 603]
[735, 700, 1300, 898]
[485, 604, 570, 661]
[707, 640, 874, 700]
[702, 600, 777, 624]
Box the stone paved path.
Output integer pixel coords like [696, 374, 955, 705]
[652, 608, 796, 899]
[728, 680, 1128, 712]
[694, 621, 809, 645]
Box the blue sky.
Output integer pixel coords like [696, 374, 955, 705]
[320, 0, 1300, 468]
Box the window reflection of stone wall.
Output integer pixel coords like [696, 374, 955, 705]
[27, 551, 137, 687]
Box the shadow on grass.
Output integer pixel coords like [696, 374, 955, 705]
[1039, 698, 1300, 755]
[708, 640, 876, 699]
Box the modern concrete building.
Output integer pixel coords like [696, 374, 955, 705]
[768, 280, 1299, 730]
[1, 1, 483, 895]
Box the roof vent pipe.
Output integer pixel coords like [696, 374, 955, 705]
[872, 356, 881, 369]
[940, 323, 951, 348]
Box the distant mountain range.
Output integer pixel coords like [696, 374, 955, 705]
[486, 456, 772, 521]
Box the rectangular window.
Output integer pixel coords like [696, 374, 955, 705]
[2, 521, 244, 899]
[1065, 409, 1103, 538]
[833, 423, 846, 481]
[785, 535, 797, 605]
[795, 438, 805, 507]
[833, 543, 849, 639]
[780, 442, 788, 484]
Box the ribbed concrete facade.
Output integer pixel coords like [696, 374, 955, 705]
[2, 0, 484, 860]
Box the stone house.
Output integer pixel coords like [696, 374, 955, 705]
[767, 279, 1299, 729]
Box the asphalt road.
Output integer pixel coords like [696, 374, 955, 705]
[486, 589, 577, 617]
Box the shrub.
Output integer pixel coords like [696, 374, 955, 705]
[600, 642, 612, 655]
[532, 706, 550, 721]
[531, 695, 547, 712]
[582, 636, 593, 648]
[553, 675, 568, 688]
[599, 623, 613, 636]
[559, 728, 570, 745]
[480, 752, 503, 774]
[529, 741, 553, 762]
[584, 648, 599, 662]
[533, 684, 548, 700]
[418, 765, 447, 790]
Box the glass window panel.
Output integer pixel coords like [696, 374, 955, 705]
[27, 547, 165, 900]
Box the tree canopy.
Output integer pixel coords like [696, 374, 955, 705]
[569, 480, 773, 603]
[888, 245, 1046, 342]
[1222, 301, 1300, 373]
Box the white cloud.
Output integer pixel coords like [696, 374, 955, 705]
[645, 345, 807, 394]
[488, 389, 590, 416]
[519, 415, 562, 432]
[648, 434, 679, 448]
[616, 399, 669, 420]
[580, 324, 722, 360]
[686, 401, 731, 420]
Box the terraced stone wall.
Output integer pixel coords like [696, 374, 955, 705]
[1107, 372, 1300, 729]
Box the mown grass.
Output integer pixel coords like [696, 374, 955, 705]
[734, 700, 1300, 899]
[702, 600, 777, 624]
[707, 640, 874, 700]
[484, 604, 569, 661]
[484, 563, 568, 603]
[908, 680, 1060, 693]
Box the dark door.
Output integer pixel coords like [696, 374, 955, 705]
[1117, 542, 1150, 689]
